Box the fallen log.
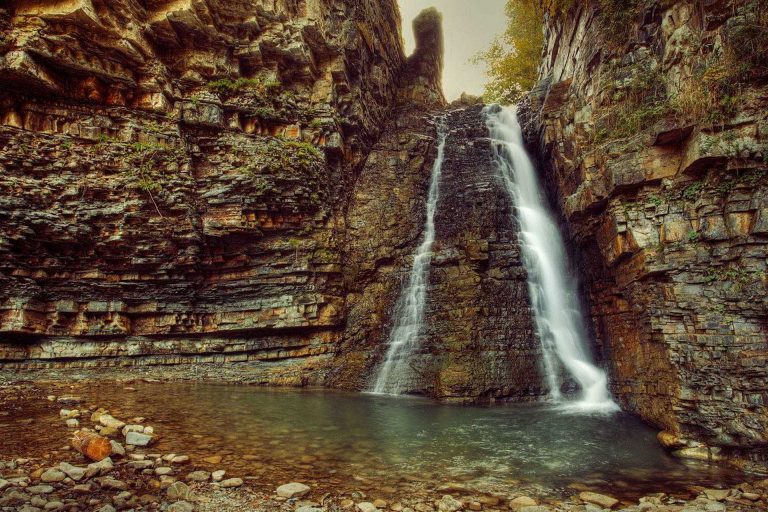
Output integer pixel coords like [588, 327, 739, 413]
[71, 430, 111, 461]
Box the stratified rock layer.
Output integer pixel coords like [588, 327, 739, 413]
[0, 0, 406, 384]
[523, 0, 767, 468]
[331, 104, 542, 401]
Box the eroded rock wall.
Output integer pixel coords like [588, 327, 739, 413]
[0, 0, 406, 381]
[524, 0, 767, 468]
[331, 103, 542, 402]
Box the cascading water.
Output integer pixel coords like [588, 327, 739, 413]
[485, 105, 618, 413]
[371, 117, 448, 395]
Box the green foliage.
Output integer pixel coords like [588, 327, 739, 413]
[473, 0, 544, 104]
[207, 77, 282, 96]
[594, 63, 670, 142]
[687, 230, 701, 243]
[60, 139, 73, 150]
[240, 139, 324, 179]
[648, 194, 664, 207]
[682, 181, 704, 202]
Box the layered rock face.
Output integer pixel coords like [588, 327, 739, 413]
[524, 0, 767, 467]
[0, 0, 405, 381]
[331, 104, 542, 401]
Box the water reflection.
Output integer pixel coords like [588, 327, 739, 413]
[1, 383, 742, 500]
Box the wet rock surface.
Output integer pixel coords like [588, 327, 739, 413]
[522, 0, 768, 470]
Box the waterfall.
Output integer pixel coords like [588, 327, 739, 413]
[371, 116, 448, 395]
[485, 105, 618, 413]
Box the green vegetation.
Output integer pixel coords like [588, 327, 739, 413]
[594, 63, 671, 142]
[207, 77, 282, 96]
[473, 0, 543, 104]
[682, 181, 704, 202]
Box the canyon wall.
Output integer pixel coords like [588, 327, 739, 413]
[523, 0, 767, 468]
[0, 0, 406, 381]
[0, 2, 541, 401]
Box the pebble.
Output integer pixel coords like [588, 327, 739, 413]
[186, 471, 210, 482]
[40, 468, 67, 483]
[510, 496, 538, 509]
[125, 431, 153, 446]
[211, 470, 226, 482]
[373, 499, 388, 508]
[579, 492, 619, 509]
[58, 462, 86, 481]
[27, 485, 54, 494]
[98, 414, 125, 429]
[110, 440, 125, 456]
[86, 457, 113, 478]
[0, 479, 9, 491]
[171, 455, 190, 464]
[167, 481, 193, 501]
[438, 495, 462, 512]
[356, 503, 377, 512]
[155, 467, 173, 476]
[65, 418, 79, 428]
[122, 424, 144, 436]
[168, 501, 194, 512]
[220, 477, 243, 488]
[277, 482, 311, 498]
[703, 489, 730, 501]
[202, 455, 223, 464]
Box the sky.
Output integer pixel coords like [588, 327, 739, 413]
[397, 0, 507, 101]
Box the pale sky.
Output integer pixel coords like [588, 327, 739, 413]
[397, 0, 507, 101]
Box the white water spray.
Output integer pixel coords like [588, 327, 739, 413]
[372, 117, 448, 394]
[485, 105, 618, 413]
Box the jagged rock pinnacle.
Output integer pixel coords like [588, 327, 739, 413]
[400, 7, 446, 106]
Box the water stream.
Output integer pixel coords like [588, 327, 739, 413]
[485, 105, 618, 412]
[372, 116, 448, 394]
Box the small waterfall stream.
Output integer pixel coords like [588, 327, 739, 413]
[371, 117, 448, 394]
[485, 105, 618, 412]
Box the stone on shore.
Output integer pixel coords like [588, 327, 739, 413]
[125, 431, 153, 446]
[167, 481, 194, 501]
[220, 478, 243, 488]
[58, 462, 86, 481]
[277, 482, 311, 498]
[98, 414, 125, 429]
[510, 496, 537, 509]
[356, 503, 377, 512]
[438, 495, 463, 512]
[186, 471, 210, 482]
[168, 500, 194, 512]
[579, 492, 619, 509]
[40, 469, 66, 483]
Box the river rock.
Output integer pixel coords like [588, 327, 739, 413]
[86, 457, 114, 478]
[40, 469, 66, 483]
[109, 440, 125, 456]
[66, 419, 80, 428]
[168, 501, 194, 512]
[97, 477, 128, 490]
[703, 489, 730, 501]
[211, 470, 225, 482]
[98, 414, 125, 429]
[155, 467, 173, 476]
[356, 503, 377, 512]
[186, 471, 210, 482]
[438, 495, 462, 512]
[579, 492, 619, 509]
[58, 462, 86, 481]
[0, 479, 9, 491]
[510, 497, 537, 509]
[220, 478, 243, 488]
[202, 455, 222, 464]
[122, 425, 144, 436]
[167, 481, 193, 501]
[125, 432, 153, 446]
[171, 455, 189, 464]
[277, 482, 311, 498]
[27, 485, 54, 494]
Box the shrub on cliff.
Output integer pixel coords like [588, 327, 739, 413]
[473, 0, 543, 105]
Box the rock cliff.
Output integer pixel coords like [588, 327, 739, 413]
[522, 0, 767, 469]
[0, 0, 406, 380]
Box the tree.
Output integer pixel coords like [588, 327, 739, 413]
[474, 0, 544, 105]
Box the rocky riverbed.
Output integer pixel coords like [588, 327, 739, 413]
[1, 380, 767, 512]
